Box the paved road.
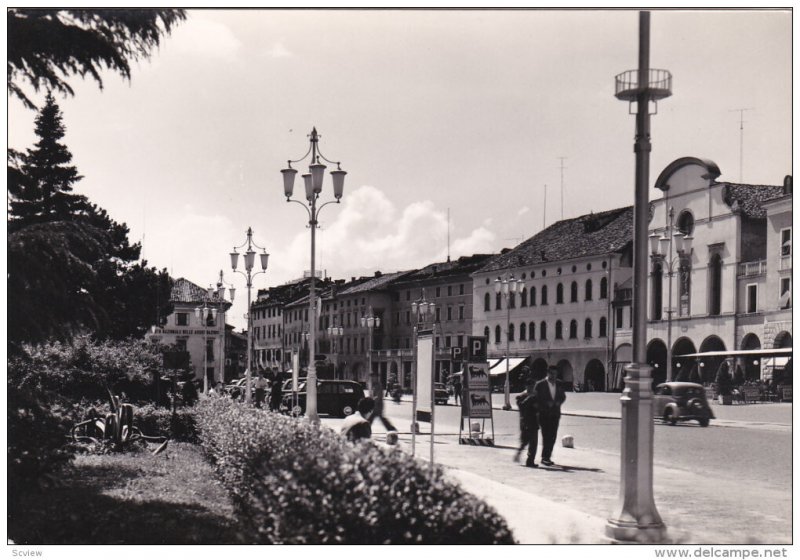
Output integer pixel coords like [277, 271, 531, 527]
[323, 397, 792, 543]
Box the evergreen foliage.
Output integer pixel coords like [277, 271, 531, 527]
[8, 9, 186, 109]
[8, 95, 172, 347]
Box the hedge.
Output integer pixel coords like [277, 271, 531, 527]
[195, 398, 515, 544]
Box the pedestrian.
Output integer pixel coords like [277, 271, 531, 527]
[514, 376, 539, 467]
[181, 379, 198, 407]
[453, 376, 463, 406]
[254, 372, 268, 408]
[367, 373, 398, 441]
[533, 366, 566, 466]
[341, 397, 375, 442]
[268, 375, 283, 412]
[385, 374, 397, 397]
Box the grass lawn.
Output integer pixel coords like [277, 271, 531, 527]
[9, 442, 243, 544]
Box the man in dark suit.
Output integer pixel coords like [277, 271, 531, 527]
[534, 366, 567, 466]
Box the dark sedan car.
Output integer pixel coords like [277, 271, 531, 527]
[653, 382, 715, 427]
[282, 379, 365, 418]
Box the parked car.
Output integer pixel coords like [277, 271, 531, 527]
[434, 383, 449, 405]
[282, 379, 365, 418]
[653, 382, 715, 427]
[225, 378, 248, 400]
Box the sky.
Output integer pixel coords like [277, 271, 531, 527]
[7, 8, 792, 331]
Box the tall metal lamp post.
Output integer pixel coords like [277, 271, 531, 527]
[495, 274, 524, 410]
[361, 307, 381, 397]
[281, 127, 347, 423]
[229, 227, 270, 404]
[194, 285, 227, 395]
[607, 10, 671, 542]
[649, 208, 693, 381]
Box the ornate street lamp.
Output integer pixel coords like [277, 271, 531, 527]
[649, 207, 693, 381]
[361, 307, 381, 397]
[495, 274, 525, 410]
[228, 227, 270, 404]
[281, 127, 347, 423]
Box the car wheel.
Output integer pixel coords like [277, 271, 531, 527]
[663, 409, 677, 426]
[342, 404, 354, 417]
[698, 417, 710, 427]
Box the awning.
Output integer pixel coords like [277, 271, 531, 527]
[488, 358, 527, 377]
[678, 348, 793, 358]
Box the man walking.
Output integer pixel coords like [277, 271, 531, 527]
[341, 397, 375, 442]
[534, 366, 566, 466]
[367, 373, 399, 443]
[452, 376, 463, 406]
[514, 376, 539, 467]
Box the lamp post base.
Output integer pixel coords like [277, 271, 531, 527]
[605, 518, 667, 543]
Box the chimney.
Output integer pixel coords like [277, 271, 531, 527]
[783, 175, 792, 195]
[374, 271, 382, 277]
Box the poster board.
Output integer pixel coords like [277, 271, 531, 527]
[416, 332, 433, 423]
[463, 362, 492, 418]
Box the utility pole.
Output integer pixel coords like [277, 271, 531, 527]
[730, 108, 754, 183]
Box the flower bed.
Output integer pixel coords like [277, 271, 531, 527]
[195, 398, 515, 544]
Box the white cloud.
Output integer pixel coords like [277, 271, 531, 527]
[517, 206, 530, 217]
[271, 185, 497, 282]
[169, 17, 242, 59]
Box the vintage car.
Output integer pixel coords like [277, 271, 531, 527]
[282, 379, 365, 418]
[434, 383, 450, 405]
[653, 382, 715, 427]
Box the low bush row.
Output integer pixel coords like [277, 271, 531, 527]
[195, 398, 515, 544]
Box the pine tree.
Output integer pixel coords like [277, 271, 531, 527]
[8, 93, 87, 228]
[8, 95, 172, 348]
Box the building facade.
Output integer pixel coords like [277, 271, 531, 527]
[147, 278, 231, 385]
[645, 157, 790, 384]
[473, 208, 633, 391]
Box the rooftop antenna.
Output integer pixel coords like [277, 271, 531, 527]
[558, 157, 567, 220]
[543, 184, 547, 230]
[730, 108, 754, 182]
[141, 205, 146, 262]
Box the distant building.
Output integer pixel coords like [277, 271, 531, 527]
[147, 278, 232, 386]
[646, 157, 791, 384]
[473, 207, 633, 391]
[250, 278, 312, 373]
[389, 254, 494, 386]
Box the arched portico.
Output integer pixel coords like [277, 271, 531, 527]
[699, 335, 726, 384]
[647, 339, 668, 385]
[584, 359, 605, 392]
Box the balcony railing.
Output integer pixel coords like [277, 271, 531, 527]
[779, 255, 792, 272]
[738, 260, 767, 277]
[613, 288, 633, 302]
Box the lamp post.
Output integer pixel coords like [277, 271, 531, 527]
[495, 274, 525, 411]
[607, 11, 672, 542]
[327, 325, 343, 379]
[281, 127, 347, 423]
[410, 291, 437, 458]
[229, 227, 270, 404]
[649, 207, 693, 381]
[194, 285, 226, 395]
[361, 307, 381, 397]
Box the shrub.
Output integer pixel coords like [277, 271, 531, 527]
[8, 336, 167, 403]
[195, 398, 514, 544]
[8, 386, 77, 506]
[134, 403, 197, 443]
